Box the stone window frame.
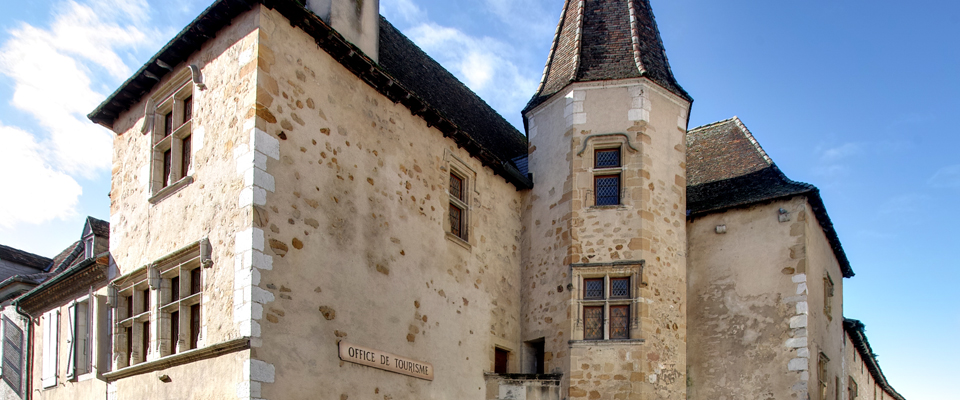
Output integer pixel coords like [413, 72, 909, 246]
[112, 241, 206, 371]
[444, 152, 477, 248]
[578, 134, 636, 210]
[823, 273, 835, 321]
[147, 69, 196, 204]
[571, 263, 642, 342]
[848, 376, 858, 398]
[818, 352, 830, 400]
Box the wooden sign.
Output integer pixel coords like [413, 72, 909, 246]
[338, 341, 434, 381]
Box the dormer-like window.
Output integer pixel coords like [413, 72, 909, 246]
[84, 236, 95, 259]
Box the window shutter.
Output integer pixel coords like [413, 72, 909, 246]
[1, 316, 23, 393]
[41, 310, 58, 388]
[66, 303, 76, 379]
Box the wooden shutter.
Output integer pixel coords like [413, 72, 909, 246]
[66, 303, 76, 379]
[2, 316, 23, 393]
[41, 310, 58, 388]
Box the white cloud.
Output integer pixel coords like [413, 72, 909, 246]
[0, 0, 159, 228]
[0, 124, 82, 228]
[929, 165, 960, 188]
[380, 0, 428, 25]
[407, 23, 538, 115]
[0, 1, 157, 177]
[482, 0, 556, 39]
[812, 142, 861, 179]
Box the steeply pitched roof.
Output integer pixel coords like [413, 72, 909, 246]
[0, 244, 50, 270]
[686, 117, 854, 278]
[87, 0, 532, 189]
[378, 19, 528, 163]
[85, 216, 110, 238]
[844, 319, 907, 400]
[525, 0, 690, 113]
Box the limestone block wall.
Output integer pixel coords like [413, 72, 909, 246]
[524, 80, 690, 400]
[687, 197, 820, 399]
[249, 7, 525, 400]
[106, 8, 263, 399]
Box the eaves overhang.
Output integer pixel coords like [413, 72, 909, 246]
[15, 253, 110, 315]
[86, 0, 532, 190]
[843, 318, 907, 400]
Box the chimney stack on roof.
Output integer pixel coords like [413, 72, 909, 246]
[306, 0, 380, 62]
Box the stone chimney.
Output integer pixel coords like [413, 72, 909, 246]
[306, 0, 380, 62]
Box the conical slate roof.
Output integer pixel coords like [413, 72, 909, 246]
[525, 0, 691, 113]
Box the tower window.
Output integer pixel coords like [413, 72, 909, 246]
[594, 148, 621, 206]
[448, 173, 468, 241]
[579, 275, 633, 340]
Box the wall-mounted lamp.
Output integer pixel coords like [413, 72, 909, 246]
[200, 238, 213, 268]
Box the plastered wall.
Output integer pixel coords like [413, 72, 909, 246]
[687, 196, 848, 400]
[249, 6, 525, 399]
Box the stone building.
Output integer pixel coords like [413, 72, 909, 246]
[13, 0, 906, 399]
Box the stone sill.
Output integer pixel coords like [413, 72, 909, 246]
[148, 176, 193, 204]
[103, 337, 248, 381]
[445, 232, 471, 250]
[586, 205, 629, 211]
[484, 372, 563, 382]
[569, 339, 645, 347]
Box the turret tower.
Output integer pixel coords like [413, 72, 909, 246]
[521, 0, 692, 398]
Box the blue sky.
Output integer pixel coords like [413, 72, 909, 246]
[0, 0, 955, 398]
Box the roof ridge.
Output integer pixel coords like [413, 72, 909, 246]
[688, 117, 737, 132]
[533, 0, 573, 96]
[627, 0, 645, 74]
[731, 116, 773, 167]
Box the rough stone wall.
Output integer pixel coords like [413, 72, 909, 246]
[105, 8, 263, 399]
[686, 198, 810, 399]
[251, 7, 524, 399]
[803, 200, 846, 400]
[524, 80, 690, 400]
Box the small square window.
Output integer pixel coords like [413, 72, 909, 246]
[583, 278, 604, 299]
[595, 148, 620, 168]
[610, 277, 630, 298]
[595, 175, 620, 206]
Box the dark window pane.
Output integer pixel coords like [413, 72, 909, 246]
[189, 304, 201, 349]
[494, 348, 509, 374]
[163, 112, 173, 137]
[125, 326, 133, 365]
[583, 306, 604, 340]
[595, 175, 620, 206]
[449, 204, 463, 239]
[449, 174, 463, 201]
[171, 276, 180, 302]
[170, 311, 179, 354]
[583, 278, 604, 299]
[142, 289, 150, 314]
[595, 148, 620, 168]
[182, 97, 192, 123]
[126, 296, 133, 319]
[181, 135, 192, 177]
[610, 305, 630, 339]
[141, 321, 150, 361]
[611, 277, 630, 298]
[191, 268, 202, 295]
[162, 150, 173, 188]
